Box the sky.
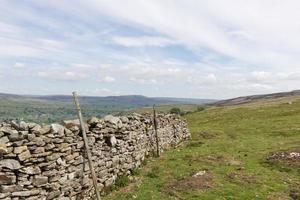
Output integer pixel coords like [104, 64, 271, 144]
[1, 0, 300, 99]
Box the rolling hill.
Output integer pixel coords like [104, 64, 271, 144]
[214, 90, 300, 106]
[0, 93, 215, 123]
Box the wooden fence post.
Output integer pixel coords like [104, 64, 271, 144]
[72, 92, 101, 200]
[153, 105, 160, 157]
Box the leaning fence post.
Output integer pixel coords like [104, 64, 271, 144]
[72, 92, 101, 200]
[153, 105, 160, 157]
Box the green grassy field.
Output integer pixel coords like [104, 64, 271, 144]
[103, 99, 300, 200]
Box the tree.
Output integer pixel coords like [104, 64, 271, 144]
[197, 106, 205, 112]
[170, 107, 181, 115]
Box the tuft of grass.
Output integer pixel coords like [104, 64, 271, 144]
[146, 166, 160, 178]
[115, 175, 130, 188]
[131, 168, 141, 176]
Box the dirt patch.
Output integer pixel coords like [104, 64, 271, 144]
[267, 149, 300, 165]
[266, 193, 291, 200]
[164, 170, 213, 193]
[185, 141, 204, 148]
[183, 154, 243, 168]
[290, 184, 300, 200]
[227, 171, 257, 184]
[199, 131, 218, 139]
[204, 155, 242, 167]
[225, 156, 242, 166]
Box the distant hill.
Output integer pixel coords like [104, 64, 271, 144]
[214, 90, 300, 106]
[0, 93, 216, 106]
[0, 93, 215, 123]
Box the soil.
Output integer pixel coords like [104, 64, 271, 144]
[199, 131, 218, 139]
[227, 171, 257, 184]
[290, 184, 300, 200]
[164, 170, 213, 193]
[267, 149, 300, 165]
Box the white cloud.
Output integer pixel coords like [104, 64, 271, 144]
[129, 77, 161, 85]
[14, 62, 25, 68]
[98, 75, 115, 83]
[87, 0, 300, 67]
[112, 36, 176, 47]
[187, 73, 217, 85]
[37, 67, 89, 81]
[95, 88, 111, 93]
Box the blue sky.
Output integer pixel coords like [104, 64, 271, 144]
[1, 0, 300, 99]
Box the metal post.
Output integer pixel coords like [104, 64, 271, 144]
[153, 105, 160, 157]
[72, 92, 101, 200]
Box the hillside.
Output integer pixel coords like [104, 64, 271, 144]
[214, 90, 300, 106]
[104, 96, 300, 200]
[0, 93, 214, 123]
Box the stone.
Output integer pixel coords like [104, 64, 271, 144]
[105, 177, 114, 187]
[32, 147, 45, 154]
[12, 140, 24, 146]
[120, 116, 129, 123]
[100, 127, 116, 135]
[77, 141, 84, 149]
[8, 131, 23, 142]
[11, 190, 31, 197]
[0, 136, 9, 144]
[40, 125, 51, 134]
[65, 152, 79, 161]
[20, 166, 41, 175]
[46, 153, 61, 161]
[0, 185, 22, 193]
[104, 115, 122, 127]
[87, 117, 99, 125]
[33, 175, 48, 186]
[46, 191, 61, 200]
[50, 124, 64, 134]
[58, 175, 68, 185]
[52, 138, 64, 143]
[0, 127, 18, 135]
[0, 193, 9, 199]
[67, 172, 75, 180]
[14, 146, 28, 154]
[18, 150, 31, 161]
[56, 157, 66, 166]
[32, 137, 46, 146]
[27, 133, 36, 140]
[31, 124, 42, 134]
[112, 156, 120, 166]
[27, 122, 37, 129]
[0, 159, 21, 170]
[19, 121, 29, 130]
[45, 143, 55, 150]
[110, 135, 117, 147]
[31, 151, 51, 158]
[0, 174, 14, 184]
[62, 119, 80, 128]
[42, 169, 58, 177]
[0, 143, 8, 154]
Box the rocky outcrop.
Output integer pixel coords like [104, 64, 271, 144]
[0, 113, 190, 200]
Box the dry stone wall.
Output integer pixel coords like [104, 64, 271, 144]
[0, 113, 190, 200]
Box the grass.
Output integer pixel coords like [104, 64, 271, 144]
[103, 98, 300, 200]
